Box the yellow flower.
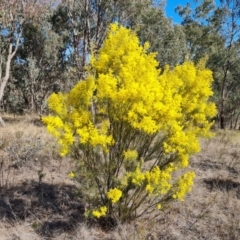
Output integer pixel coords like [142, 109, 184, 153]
[127, 166, 145, 186]
[123, 150, 138, 161]
[107, 188, 122, 203]
[68, 171, 75, 179]
[145, 166, 172, 196]
[92, 206, 107, 218]
[173, 172, 196, 201]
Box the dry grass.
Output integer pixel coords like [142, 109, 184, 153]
[0, 115, 240, 239]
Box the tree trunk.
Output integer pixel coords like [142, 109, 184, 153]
[0, 116, 6, 127]
[0, 30, 22, 127]
[220, 113, 225, 129]
[234, 112, 240, 129]
[0, 47, 13, 127]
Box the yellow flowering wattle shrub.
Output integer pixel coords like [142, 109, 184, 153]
[42, 23, 216, 223]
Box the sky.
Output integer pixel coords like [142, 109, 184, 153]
[165, 0, 221, 24]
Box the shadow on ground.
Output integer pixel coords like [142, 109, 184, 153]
[192, 158, 225, 171]
[204, 178, 240, 199]
[1, 115, 25, 124]
[0, 181, 85, 238]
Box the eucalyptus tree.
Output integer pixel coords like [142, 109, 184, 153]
[50, 0, 157, 82]
[177, 0, 240, 129]
[135, 2, 187, 67]
[176, 0, 221, 62]
[0, 0, 26, 125]
[209, 0, 240, 129]
[12, 10, 66, 116]
[0, 0, 60, 124]
[49, 0, 188, 90]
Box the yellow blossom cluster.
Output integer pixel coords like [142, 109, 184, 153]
[173, 172, 196, 201]
[160, 62, 216, 167]
[42, 79, 114, 155]
[126, 165, 145, 187]
[107, 188, 123, 203]
[124, 163, 175, 196]
[68, 171, 75, 179]
[123, 150, 138, 161]
[145, 165, 174, 195]
[43, 23, 216, 161]
[92, 206, 107, 218]
[91, 24, 216, 168]
[120, 158, 194, 203]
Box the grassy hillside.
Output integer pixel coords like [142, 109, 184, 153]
[0, 115, 240, 239]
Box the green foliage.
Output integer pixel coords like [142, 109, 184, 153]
[43, 24, 216, 223]
[177, 0, 240, 129]
[176, 0, 220, 62]
[136, 3, 187, 67]
[209, 0, 240, 129]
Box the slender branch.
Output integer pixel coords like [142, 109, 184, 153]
[0, 54, 2, 82]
